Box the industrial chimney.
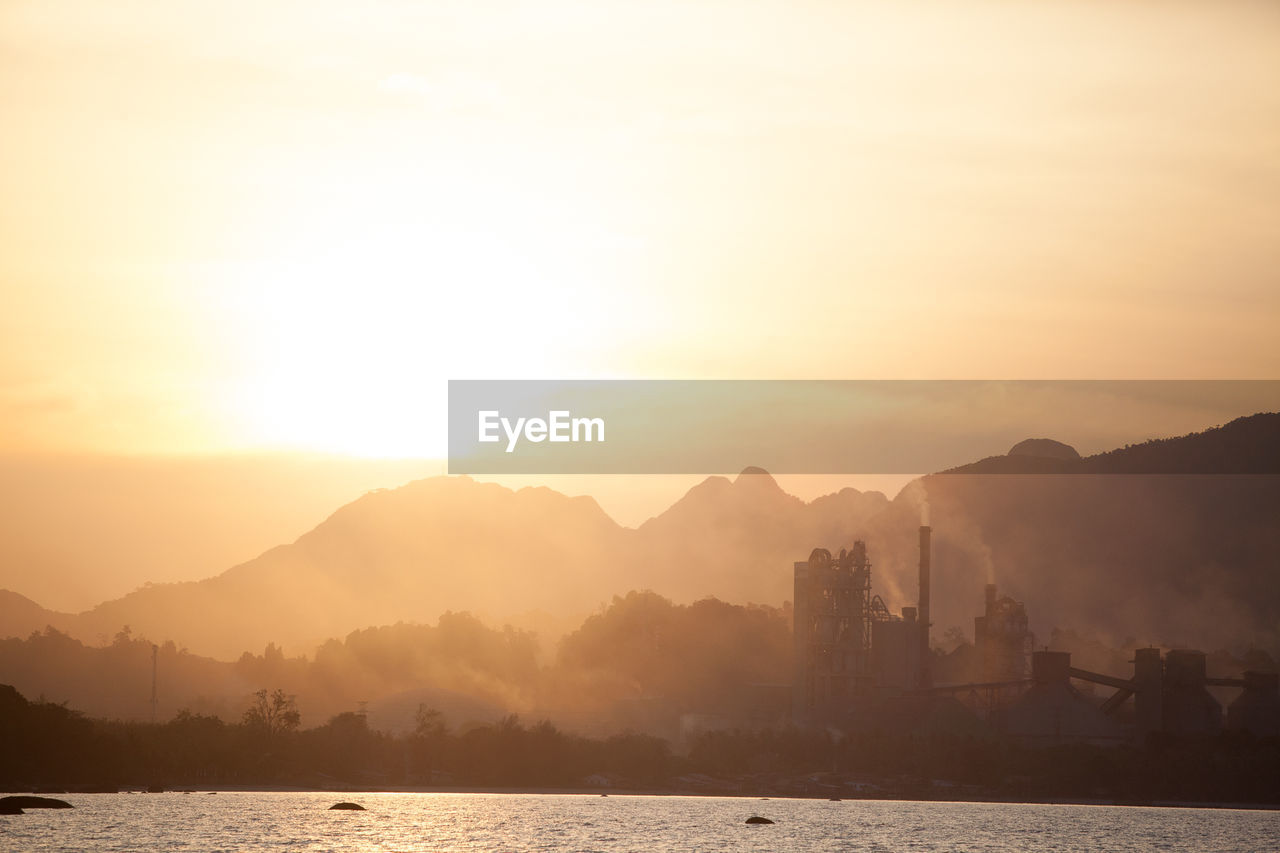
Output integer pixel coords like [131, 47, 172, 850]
[150, 643, 158, 723]
[918, 523, 931, 688]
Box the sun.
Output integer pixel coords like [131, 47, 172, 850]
[204, 183, 644, 457]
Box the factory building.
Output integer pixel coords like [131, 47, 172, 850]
[791, 522, 1280, 743]
[793, 523, 935, 724]
[974, 583, 1032, 683]
[1161, 649, 1224, 735]
[1042, 646, 1279, 744]
[791, 542, 876, 726]
[996, 651, 1127, 745]
[870, 607, 920, 691]
[1227, 671, 1280, 737]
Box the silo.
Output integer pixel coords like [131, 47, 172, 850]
[1133, 647, 1164, 741]
[1226, 671, 1280, 738]
[997, 651, 1126, 746]
[1162, 649, 1223, 736]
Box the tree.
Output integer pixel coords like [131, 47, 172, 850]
[414, 704, 446, 740]
[309, 712, 372, 780]
[241, 688, 300, 741]
[412, 704, 447, 781]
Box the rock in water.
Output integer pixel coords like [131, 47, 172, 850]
[745, 816, 774, 824]
[329, 802, 367, 811]
[0, 796, 73, 810]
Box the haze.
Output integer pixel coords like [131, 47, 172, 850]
[1, 0, 1278, 703]
[3, 0, 1278, 458]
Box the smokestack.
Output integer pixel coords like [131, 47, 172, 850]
[150, 643, 158, 724]
[919, 523, 931, 688]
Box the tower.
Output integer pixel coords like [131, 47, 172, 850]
[150, 643, 158, 724]
[918, 524, 931, 688]
[793, 542, 874, 724]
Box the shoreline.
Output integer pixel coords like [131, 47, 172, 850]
[19, 786, 1278, 812]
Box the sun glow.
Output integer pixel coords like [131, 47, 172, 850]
[206, 181, 646, 457]
[3, 0, 1278, 458]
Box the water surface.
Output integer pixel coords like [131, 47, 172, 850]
[2, 792, 1276, 852]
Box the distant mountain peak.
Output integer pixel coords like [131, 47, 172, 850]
[1008, 438, 1081, 461]
[733, 466, 779, 489]
[941, 411, 1280, 475]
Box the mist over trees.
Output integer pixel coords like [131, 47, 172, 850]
[3, 589, 1273, 751]
[0, 594, 792, 737]
[4, 583, 1278, 802]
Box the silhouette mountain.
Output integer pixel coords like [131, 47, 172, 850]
[917, 412, 1280, 650]
[0, 469, 888, 658]
[0, 591, 69, 637]
[633, 467, 889, 605]
[947, 412, 1280, 474]
[25, 478, 628, 658]
[1008, 438, 1081, 460]
[1, 414, 1277, 659]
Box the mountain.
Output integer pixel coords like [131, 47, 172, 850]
[0, 453, 441, 613]
[633, 467, 889, 605]
[0, 590, 71, 641]
[2, 412, 1277, 661]
[917, 412, 1280, 651]
[946, 412, 1280, 475]
[41, 478, 627, 658]
[1008, 438, 1081, 461]
[0, 471, 889, 659]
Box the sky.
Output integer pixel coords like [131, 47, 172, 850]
[1, 1, 1278, 608]
[3, 0, 1278, 460]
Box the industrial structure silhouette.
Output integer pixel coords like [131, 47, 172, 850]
[792, 522, 1280, 742]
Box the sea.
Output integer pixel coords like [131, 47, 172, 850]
[2, 792, 1278, 852]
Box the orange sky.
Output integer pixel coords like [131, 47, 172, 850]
[1, 1, 1279, 613]
[2, 0, 1278, 461]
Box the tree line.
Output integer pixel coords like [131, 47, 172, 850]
[4, 682, 1278, 804]
[0, 592, 794, 736]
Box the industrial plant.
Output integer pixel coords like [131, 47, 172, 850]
[792, 521, 1280, 743]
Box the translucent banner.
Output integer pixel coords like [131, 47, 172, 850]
[447, 380, 1280, 474]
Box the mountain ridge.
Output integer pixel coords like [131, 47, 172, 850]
[0, 469, 889, 658]
[945, 412, 1280, 475]
[2, 412, 1277, 660]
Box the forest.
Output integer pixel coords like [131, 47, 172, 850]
[4, 680, 1279, 805]
[3, 590, 1279, 804]
[3, 589, 1274, 741]
[0, 592, 794, 734]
